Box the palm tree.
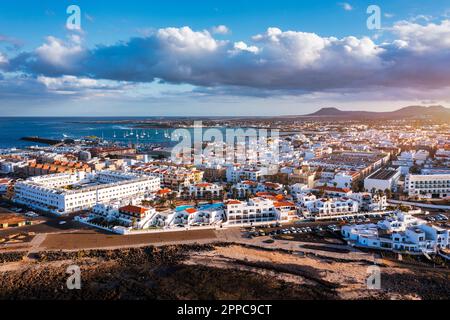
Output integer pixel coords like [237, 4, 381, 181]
[168, 192, 176, 206]
[384, 189, 392, 199]
[231, 188, 238, 199]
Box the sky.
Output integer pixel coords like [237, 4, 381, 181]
[1, 0, 450, 116]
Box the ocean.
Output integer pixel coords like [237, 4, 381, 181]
[0, 117, 176, 149]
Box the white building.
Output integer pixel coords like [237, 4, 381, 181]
[90, 203, 157, 229]
[188, 182, 223, 199]
[332, 172, 356, 189]
[226, 165, 262, 183]
[167, 207, 224, 227]
[274, 201, 299, 222]
[225, 198, 277, 225]
[364, 168, 400, 192]
[350, 193, 387, 212]
[300, 197, 359, 219]
[0, 178, 11, 195]
[234, 181, 258, 198]
[405, 173, 450, 199]
[398, 150, 429, 165]
[290, 183, 309, 200]
[342, 211, 449, 254]
[13, 171, 160, 214]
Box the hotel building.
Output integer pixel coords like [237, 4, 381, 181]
[225, 198, 277, 225]
[13, 171, 160, 214]
[342, 211, 449, 253]
[405, 173, 450, 199]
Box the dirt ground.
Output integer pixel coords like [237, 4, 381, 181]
[40, 229, 218, 250]
[0, 243, 448, 300]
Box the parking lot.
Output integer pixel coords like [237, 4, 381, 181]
[0, 200, 96, 238]
[244, 213, 388, 239]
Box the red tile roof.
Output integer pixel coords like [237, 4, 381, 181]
[196, 183, 212, 188]
[158, 188, 172, 195]
[316, 186, 352, 193]
[119, 205, 149, 215]
[274, 201, 295, 208]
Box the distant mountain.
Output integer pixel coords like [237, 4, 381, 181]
[300, 105, 450, 121]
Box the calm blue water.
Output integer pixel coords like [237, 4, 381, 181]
[0, 117, 177, 149]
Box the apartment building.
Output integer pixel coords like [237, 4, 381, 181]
[13, 171, 160, 214]
[349, 193, 387, 212]
[274, 201, 299, 222]
[25, 161, 92, 176]
[167, 207, 224, 227]
[405, 173, 450, 199]
[342, 212, 449, 253]
[187, 183, 223, 199]
[300, 197, 359, 219]
[226, 165, 262, 183]
[225, 198, 277, 225]
[118, 205, 156, 228]
[133, 164, 203, 189]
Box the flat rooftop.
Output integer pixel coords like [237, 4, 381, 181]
[367, 169, 398, 180]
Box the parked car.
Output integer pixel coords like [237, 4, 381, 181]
[25, 211, 39, 218]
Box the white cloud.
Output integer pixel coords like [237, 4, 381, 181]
[338, 2, 353, 11]
[232, 41, 259, 54]
[156, 27, 219, 52]
[35, 36, 84, 68]
[211, 25, 230, 35]
[5, 20, 450, 101]
[0, 53, 8, 64]
[390, 19, 450, 50]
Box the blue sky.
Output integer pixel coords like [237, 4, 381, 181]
[1, 0, 450, 116]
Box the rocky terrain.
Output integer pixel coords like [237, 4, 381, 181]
[0, 243, 448, 300]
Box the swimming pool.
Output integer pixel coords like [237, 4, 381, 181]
[175, 205, 194, 212]
[199, 203, 224, 210]
[175, 203, 224, 212]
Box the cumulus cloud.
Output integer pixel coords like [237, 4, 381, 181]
[3, 20, 450, 100]
[37, 75, 126, 94]
[231, 41, 259, 54]
[0, 53, 8, 65]
[390, 19, 450, 50]
[211, 25, 230, 35]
